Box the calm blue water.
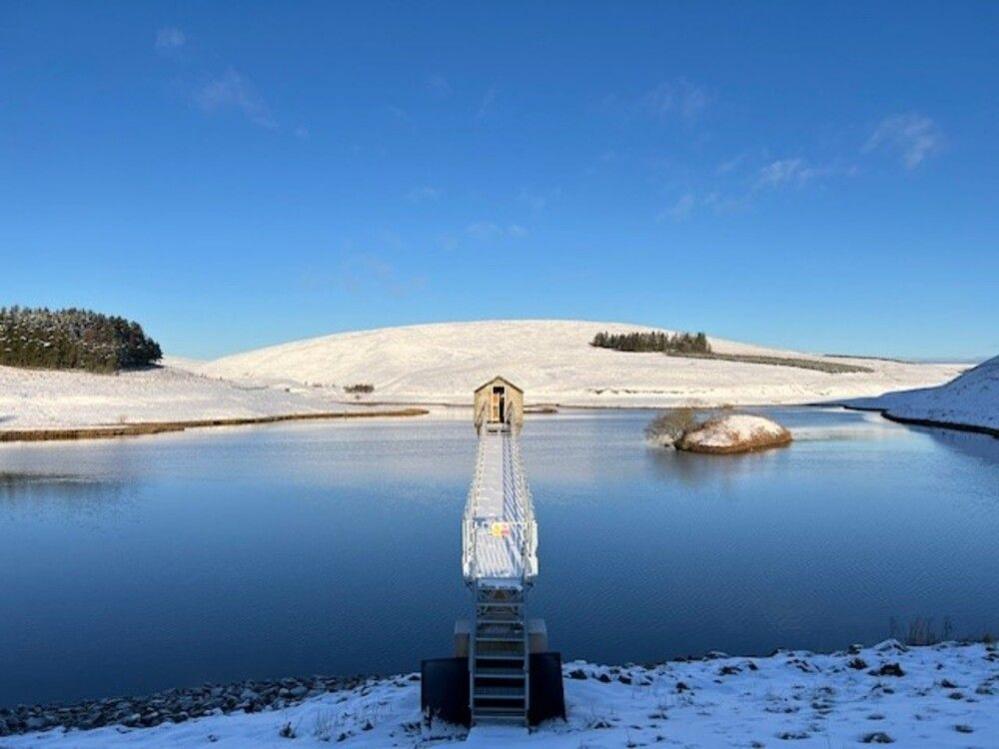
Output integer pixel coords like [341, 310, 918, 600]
[0, 407, 997, 707]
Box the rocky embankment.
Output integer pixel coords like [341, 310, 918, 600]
[0, 673, 382, 737]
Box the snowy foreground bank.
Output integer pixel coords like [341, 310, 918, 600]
[5, 641, 997, 748]
[847, 355, 998, 435]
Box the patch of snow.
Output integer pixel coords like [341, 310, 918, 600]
[0, 364, 373, 430]
[848, 355, 999, 433]
[6, 641, 998, 747]
[678, 413, 791, 452]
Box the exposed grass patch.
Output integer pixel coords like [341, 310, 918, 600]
[665, 351, 873, 374]
[590, 328, 873, 373]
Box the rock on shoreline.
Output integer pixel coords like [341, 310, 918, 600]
[677, 414, 792, 454]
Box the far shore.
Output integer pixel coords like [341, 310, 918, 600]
[4, 401, 996, 445]
[837, 404, 999, 439]
[0, 408, 429, 444]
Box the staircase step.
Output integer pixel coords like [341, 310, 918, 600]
[471, 711, 526, 724]
[475, 635, 525, 643]
[474, 686, 526, 699]
[474, 667, 525, 679]
[476, 618, 524, 626]
[474, 699, 526, 710]
[474, 652, 525, 661]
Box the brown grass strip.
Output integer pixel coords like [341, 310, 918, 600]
[0, 408, 429, 443]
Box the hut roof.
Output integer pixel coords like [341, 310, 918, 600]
[474, 375, 524, 394]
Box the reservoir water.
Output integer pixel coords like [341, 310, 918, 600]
[1, 407, 997, 707]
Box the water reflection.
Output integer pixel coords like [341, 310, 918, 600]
[0, 472, 131, 513]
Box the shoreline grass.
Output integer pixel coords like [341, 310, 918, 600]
[0, 408, 429, 444]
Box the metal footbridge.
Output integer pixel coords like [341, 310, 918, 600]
[460, 377, 539, 725]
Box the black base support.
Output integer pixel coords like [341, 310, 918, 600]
[420, 652, 566, 728]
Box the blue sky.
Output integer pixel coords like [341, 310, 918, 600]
[2, 2, 996, 360]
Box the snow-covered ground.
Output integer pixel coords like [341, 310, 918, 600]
[847, 355, 998, 434]
[0, 321, 970, 432]
[193, 320, 963, 408]
[6, 640, 997, 747]
[0, 361, 372, 431]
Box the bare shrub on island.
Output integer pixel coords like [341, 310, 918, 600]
[645, 407, 700, 447]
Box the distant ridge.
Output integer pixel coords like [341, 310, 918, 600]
[191, 320, 965, 408]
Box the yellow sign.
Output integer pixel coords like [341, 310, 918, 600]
[490, 522, 511, 538]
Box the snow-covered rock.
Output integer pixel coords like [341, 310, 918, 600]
[678, 413, 792, 453]
[848, 355, 998, 434]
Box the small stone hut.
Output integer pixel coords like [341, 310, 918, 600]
[473, 376, 524, 432]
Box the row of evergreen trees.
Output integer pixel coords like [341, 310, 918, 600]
[0, 306, 162, 373]
[590, 329, 712, 354]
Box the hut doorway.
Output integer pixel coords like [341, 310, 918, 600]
[492, 386, 506, 423]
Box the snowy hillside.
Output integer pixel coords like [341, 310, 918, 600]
[849, 355, 998, 433]
[0, 363, 374, 431]
[5, 640, 997, 747]
[196, 320, 964, 407]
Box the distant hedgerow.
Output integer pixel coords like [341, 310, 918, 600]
[344, 383, 375, 394]
[0, 306, 162, 373]
[591, 329, 711, 354]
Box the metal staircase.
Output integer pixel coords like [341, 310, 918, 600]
[469, 582, 529, 724]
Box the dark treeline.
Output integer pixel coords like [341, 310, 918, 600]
[0, 306, 162, 373]
[591, 329, 711, 354]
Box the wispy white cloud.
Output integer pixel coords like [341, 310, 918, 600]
[657, 190, 747, 222]
[756, 157, 858, 190]
[476, 87, 497, 121]
[518, 187, 562, 212]
[155, 27, 186, 53]
[666, 193, 696, 221]
[386, 105, 410, 122]
[426, 74, 452, 98]
[195, 68, 276, 129]
[465, 222, 527, 240]
[864, 113, 942, 169]
[715, 154, 746, 175]
[641, 79, 709, 121]
[756, 158, 814, 188]
[407, 186, 442, 203]
[336, 253, 428, 298]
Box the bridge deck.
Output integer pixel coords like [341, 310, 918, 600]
[462, 429, 537, 585]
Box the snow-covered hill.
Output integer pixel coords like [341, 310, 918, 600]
[848, 355, 998, 434]
[195, 320, 964, 407]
